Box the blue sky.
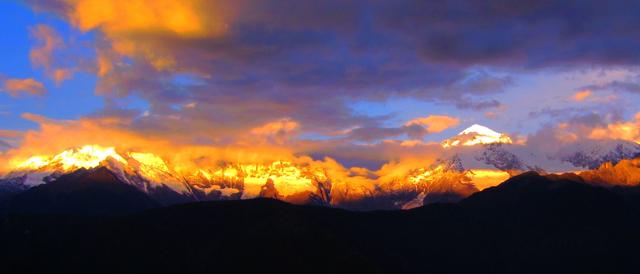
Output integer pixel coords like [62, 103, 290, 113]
[0, 1, 104, 131]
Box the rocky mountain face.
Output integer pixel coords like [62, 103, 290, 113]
[578, 157, 640, 186]
[401, 156, 477, 209]
[560, 142, 640, 169]
[474, 144, 545, 175]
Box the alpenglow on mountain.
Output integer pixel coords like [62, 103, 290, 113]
[1, 124, 639, 211]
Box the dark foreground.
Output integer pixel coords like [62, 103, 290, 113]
[2, 172, 640, 274]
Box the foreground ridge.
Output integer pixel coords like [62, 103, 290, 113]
[2, 172, 640, 274]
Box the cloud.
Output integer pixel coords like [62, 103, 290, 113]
[0, 130, 24, 151]
[0, 140, 11, 149]
[378, 1, 640, 67]
[52, 68, 73, 83]
[526, 112, 640, 150]
[404, 115, 460, 134]
[0, 130, 24, 139]
[573, 90, 592, 102]
[67, 0, 222, 36]
[344, 115, 460, 142]
[21, 112, 50, 123]
[29, 24, 61, 69]
[582, 81, 640, 94]
[250, 118, 300, 144]
[22, 0, 640, 152]
[1, 78, 46, 97]
[343, 126, 405, 143]
[29, 24, 74, 84]
[587, 115, 640, 144]
[299, 138, 444, 170]
[26, 1, 516, 140]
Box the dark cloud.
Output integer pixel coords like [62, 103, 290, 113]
[378, 0, 640, 67]
[0, 140, 12, 149]
[582, 81, 640, 94]
[26, 0, 640, 143]
[345, 126, 406, 142]
[342, 115, 460, 142]
[529, 106, 625, 124]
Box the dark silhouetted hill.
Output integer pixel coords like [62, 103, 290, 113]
[8, 167, 159, 215]
[1, 171, 640, 274]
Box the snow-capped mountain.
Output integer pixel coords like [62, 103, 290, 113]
[0, 143, 492, 210]
[557, 141, 640, 169]
[442, 124, 513, 148]
[441, 124, 640, 174]
[2, 125, 639, 211]
[401, 155, 477, 209]
[4, 146, 246, 206]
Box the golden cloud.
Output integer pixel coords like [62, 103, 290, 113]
[56, 0, 231, 72]
[557, 113, 640, 144]
[251, 118, 298, 135]
[588, 122, 639, 144]
[0, 114, 297, 172]
[572, 89, 592, 102]
[249, 118, 300, 145]
[404, 115, 460, 133]
[68, 0, 221, 36]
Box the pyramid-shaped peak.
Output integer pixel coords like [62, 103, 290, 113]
[459, 124, 503, 137]
[443, 124, 512, 148]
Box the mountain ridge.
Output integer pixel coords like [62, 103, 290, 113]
[2, 126, 640, 211]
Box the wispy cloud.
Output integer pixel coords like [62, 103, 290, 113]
[1, 78, 46, 97]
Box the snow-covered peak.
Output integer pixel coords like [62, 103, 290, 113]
[442, 124, 513, 148]
[459, 124, 502, 137]
[4, 145, 194, 195]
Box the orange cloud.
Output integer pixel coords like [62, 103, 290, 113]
[30, 25, 61, 69]
[0, 114, 298, 172]
[96, 51, 113, 76]
[251, 118, 299, 135]
[572, 89, 592, 102]
[68, 0, 219, 36]
[2, 78, 46, 97]
[29, 24, 73, 84]
[404, 115, 460, 133]
[580, 113, 640, 144]
[484, 111, 498, 119]
[58, 0, 230, 72]
[250, 118, 299, 144]
[53, 69, 73, 83]
[588, 122, 639, 143]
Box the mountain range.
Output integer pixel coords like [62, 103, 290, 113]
[1, 124, 640, 211]
[1, 125, 640, 273]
